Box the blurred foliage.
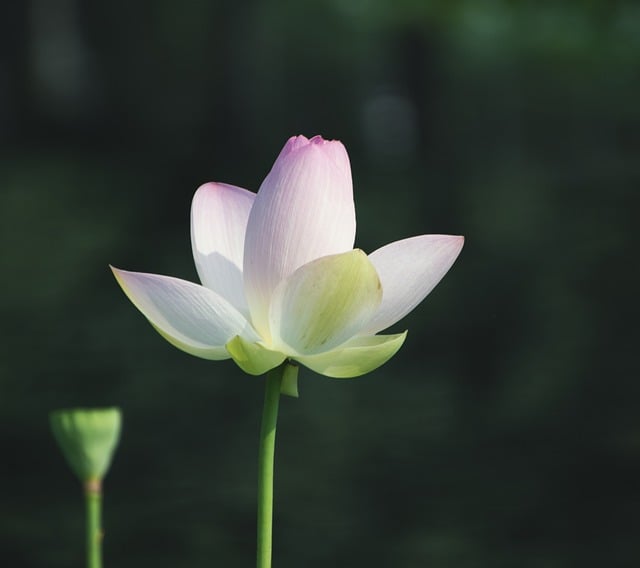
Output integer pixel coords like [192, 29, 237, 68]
[1, 0, 638, 566]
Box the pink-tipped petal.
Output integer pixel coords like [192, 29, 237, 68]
[190, 183, 255, 314]
[111, 267, 257, 360]
[360, 235, 464, 335]
[243, 136, 356, 339]
[274, 134, 312, 159]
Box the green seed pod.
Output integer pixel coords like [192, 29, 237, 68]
[50, 407, 122, 484]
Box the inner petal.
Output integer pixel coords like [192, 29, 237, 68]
[243, 137, 356, 339]
[269, 249, 382, 355]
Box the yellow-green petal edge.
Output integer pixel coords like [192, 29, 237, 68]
[296, 332, 408, 378]
[226, 335, 287, 376]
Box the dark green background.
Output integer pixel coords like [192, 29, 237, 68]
[1, 1, 638, 566]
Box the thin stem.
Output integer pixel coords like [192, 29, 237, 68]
[257, 364, 284, 568]
[84, 480, 103, 568]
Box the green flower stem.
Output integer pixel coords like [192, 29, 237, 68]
[84, 480, 103, 568]
[257, 364, 285, 568]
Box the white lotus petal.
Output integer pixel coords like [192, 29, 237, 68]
[111, 267, 258, 360]
[360, 235, 464, 335]
[244, 135, 356, 339]
[296, 332, 407, 378]
[190, 182, 255, 314]
[269, 250, 382, 355]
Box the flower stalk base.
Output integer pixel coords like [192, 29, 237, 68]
[257, 364, 286, 568]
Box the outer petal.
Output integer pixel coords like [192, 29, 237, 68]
[360, 235, 464, 335]
[296, 332, 407, 378]
[269, 249, 382, 356]
[190, 182, 255, 314]
[225, 335, 286, 376]
[243, 135, 356, 339]
[111, 267, 258, 360]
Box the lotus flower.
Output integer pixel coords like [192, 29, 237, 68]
[112, 135, 463, 378]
